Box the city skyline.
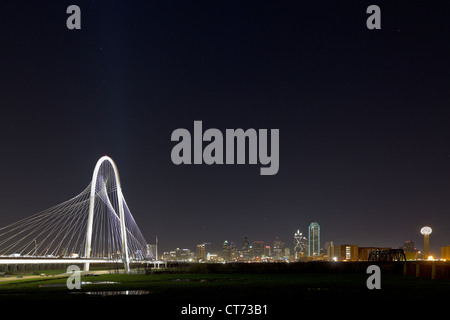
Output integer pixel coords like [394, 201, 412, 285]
[155, 222, 442, 259]
[0, 2, 449, 261]
[157, 231, 442, 262]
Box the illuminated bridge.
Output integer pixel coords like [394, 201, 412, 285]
[0, 156, 160, 272]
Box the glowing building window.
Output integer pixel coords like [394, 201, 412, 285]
[346, 247, 351, 260]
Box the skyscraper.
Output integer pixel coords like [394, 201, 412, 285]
[264, 245, 271, 257]
[146, 244, 156, 260]
[222, 240, 231, 262]
[230, 241, 238, 260]
[294, 230, 307, 260]
[273, 237, 284, 260]
[196, 243, 207, 262]
[253, 241, 265, 258]
[308, 222, 320, 257]
[242, 236, 251, 260]
[323, 241, 334, 258]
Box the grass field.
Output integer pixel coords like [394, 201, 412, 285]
[1, 270, 448, 301]
[0, 269, 447, 317]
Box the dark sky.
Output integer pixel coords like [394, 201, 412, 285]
[0, 1, 449, 256]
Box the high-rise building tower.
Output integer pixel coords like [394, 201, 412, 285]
[253, 241, 265, 258]
[242, 236, 251, 260]
[264, 245, 271, 257]
[323, 241, 334, 258]
[230, 241, 238, 260]
[294, 230, 302, 255]
[421, 227, 432, 258]
[294, 230, 307, 260]
[273, 237, 284, 260]
[147, 244, 156, 260]
[308, 222, 320, 257]
[196, 243, 207, 262]
[222, 240, 231, 262]
[146, 236, 158, 260]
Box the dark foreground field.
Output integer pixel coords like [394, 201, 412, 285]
[0, 262, 448, 317]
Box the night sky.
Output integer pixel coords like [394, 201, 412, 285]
[0, 1, 449, 256]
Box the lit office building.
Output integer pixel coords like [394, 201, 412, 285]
[294, 230, 308, 260]
[323, 241, 334, 259]
[222, 240, 231, 262]
[242, 236, 251, 260]
[176, 248, 191, 261]
[333, 244, 358, 261]
[308, 222, 320, 257]
[283, 247, 290, 260]
[196, 243, 207, 262]
[146, 244, 156, 260]
[264, 245, 271, 257]
[273, 237, 285, 260]
[253, 241, 265, 259]
[441, 245, 450, 260]
[230, 241, 238, 260]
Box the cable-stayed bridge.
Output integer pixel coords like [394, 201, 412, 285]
[0, 156, 158, 272]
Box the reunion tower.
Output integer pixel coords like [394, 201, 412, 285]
[420, 226, 432, 258]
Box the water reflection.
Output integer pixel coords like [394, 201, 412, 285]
[39, 281, 119, 287]
[84, 290, 150, 296]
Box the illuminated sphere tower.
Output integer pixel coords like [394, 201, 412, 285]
[420, 226, 432, 258]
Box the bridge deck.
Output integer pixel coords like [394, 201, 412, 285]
[0, 258, 164, 265]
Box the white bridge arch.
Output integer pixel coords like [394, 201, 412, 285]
[85, 156, 129, 272]
[0, 156, 152, 272]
